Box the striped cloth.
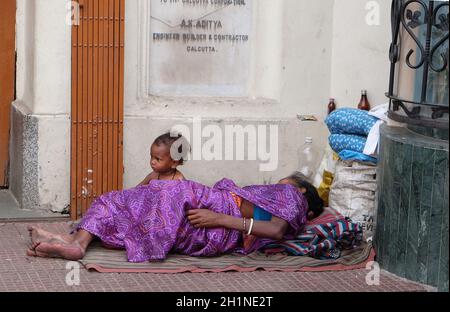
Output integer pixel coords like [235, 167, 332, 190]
[262, 218, 363, 260]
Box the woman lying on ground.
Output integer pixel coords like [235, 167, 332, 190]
[27, 172, 324, 263]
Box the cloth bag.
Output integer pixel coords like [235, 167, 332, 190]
[328, 160, 377, 242]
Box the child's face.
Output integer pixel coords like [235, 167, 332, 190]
[150, 143, 178, 174]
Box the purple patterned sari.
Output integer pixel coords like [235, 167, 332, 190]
[78, 179, 308, 263]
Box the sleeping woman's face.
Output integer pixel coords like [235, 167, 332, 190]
[278, 178, 316, 221]
[278, 178, 307, 194]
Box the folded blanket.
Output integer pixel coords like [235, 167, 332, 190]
[262, 218, 363, 260]
[325, 108, 379, 136]
[329, 134, 367, 154]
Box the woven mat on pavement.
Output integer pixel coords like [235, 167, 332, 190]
[80, 242, 375, 273]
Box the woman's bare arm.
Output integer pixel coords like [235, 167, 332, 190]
[187, 210, 288, 241]
[220, 214, 288, 240]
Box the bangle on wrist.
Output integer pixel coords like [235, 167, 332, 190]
[247, 218, 254, 235]
[243, 218, 247, 233]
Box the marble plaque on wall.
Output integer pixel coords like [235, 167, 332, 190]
[149, 0, 252, 97]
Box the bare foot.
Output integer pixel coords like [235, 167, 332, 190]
[28, 226, 73, 245]
[32, 239, 85, 261]
[26, 245, 38, 257]
[28, 226, 52, 244]
[27, 226, 83, 260]
[26, 243, 50, 258]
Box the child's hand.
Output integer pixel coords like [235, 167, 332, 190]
[187, 209, 222, 229]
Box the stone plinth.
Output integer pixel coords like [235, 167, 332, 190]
[375, 124, 449, 292]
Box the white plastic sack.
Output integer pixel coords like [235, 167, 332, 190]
[329, 160, 377, 242]
[313, 145, 338, 188]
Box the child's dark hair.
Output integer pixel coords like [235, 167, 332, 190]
[284, 172, 324, 218]
[153, 132, 190, 165]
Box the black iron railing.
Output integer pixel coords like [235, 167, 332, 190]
[388, 0, 449, 129]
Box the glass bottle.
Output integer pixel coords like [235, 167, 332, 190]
[327, 98, 336, 115]
[299, 137, 317, 180]
[358, 90, 371, 111]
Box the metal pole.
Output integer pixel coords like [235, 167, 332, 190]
[421, 1, 434, 103]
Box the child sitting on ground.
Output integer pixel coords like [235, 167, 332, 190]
[138, 132, 187, 186]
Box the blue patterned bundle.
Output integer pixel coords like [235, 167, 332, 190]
[325, 108, 378, 136]
[325, 108, 378, 158]
[329, 134, 367, 154]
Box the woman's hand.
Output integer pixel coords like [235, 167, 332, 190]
[187, 209, 223, 229]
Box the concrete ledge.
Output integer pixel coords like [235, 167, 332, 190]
[0, 190, 69, 222]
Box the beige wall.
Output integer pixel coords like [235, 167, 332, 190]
[330, 0, 392, 108]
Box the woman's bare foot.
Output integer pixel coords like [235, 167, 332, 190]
[26, 226, 84, 260]
[27, 239, 85, 261]
[26, 243, 50, 258]
[28, 226, 73, 245]
[28, 226, 52, 244]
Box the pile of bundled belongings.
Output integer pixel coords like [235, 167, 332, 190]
[266, 106, 388, 259]
[313, 105, 388, 242]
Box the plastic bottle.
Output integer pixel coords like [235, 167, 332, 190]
[299, 137, 317, 180]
